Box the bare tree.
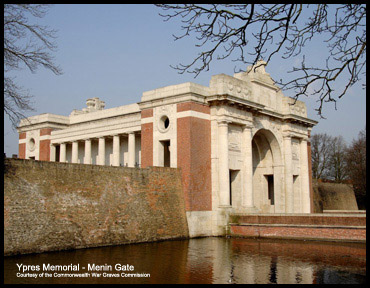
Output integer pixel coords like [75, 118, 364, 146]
[156, 4, 366, 117]
[311, 133, 332, 179]
[4, 4, 62, 128]
[346, 128, 366, 209]
[328, 135, 348, 182]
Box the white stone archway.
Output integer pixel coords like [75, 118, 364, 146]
[252, 128, 284, 213]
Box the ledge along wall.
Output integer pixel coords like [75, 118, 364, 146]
[4, 159, 189, 256]
[229, 213, 366, 243]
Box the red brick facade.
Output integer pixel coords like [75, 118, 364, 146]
[19, 132, 26, 140]
[40, 128, 52, 136]
[229, 214, 366, 242]
[18, 143, 26, 159]
[177, 102, 210, 114]
[18, 132, 27, 159]
[177, 102, 212, 212]
[39, 139, 51, 161]
[5, 159, 189, 255]
[141, 122, 153, 168]
[38, 128, 53, 161]
[141, 109, 153, 118]
[230, 225, 366, 242]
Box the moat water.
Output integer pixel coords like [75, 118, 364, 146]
[4, 237, 366, 284]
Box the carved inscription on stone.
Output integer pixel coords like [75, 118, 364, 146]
[292, 139, 300, 161]
[228, 125, 241, 152]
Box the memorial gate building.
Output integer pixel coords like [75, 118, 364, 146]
[17, 61, 318, 237]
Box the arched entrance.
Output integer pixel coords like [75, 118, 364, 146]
[252, 129, 283, 213]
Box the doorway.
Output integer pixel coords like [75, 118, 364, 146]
[160, 140, 171, 167]
[229, 170, 240, 206]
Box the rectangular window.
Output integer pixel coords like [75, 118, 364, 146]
[229, 170, 240, 206]
[266, 175, 274, 205]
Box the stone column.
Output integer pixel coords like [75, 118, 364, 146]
[113, 135, 120, 167]
[60, 143, 66, 163]
[98, 137, 105, 166]
[72, 141, 79, 163]
[50, 144, 56, 162]
[284, 135, 294, 213]
[128, 132, 135, 167]
[84, 139, 92, 164]
[242, 125, 254, 208]
[300, 138, 311, 213]
[218, 121, 230, 207]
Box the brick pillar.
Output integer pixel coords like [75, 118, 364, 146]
[177, 102, 211, 212]
[39, 128, 53, 161]
[18, 132, 26, 159]
[141, 108, 153, 168]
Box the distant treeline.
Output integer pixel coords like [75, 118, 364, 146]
[311, 128, 366, 209]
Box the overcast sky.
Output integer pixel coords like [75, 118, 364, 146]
[4, 4, 366, 156]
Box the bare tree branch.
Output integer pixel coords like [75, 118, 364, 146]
[4, 4, 62, 129]
[156, 4, 366, 117]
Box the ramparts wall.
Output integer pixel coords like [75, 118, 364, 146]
[4, 159, 189, 256]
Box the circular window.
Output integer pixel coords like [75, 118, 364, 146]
[158, 115, 170, 133]
[28, 138, 36, 151]
[164, 117, 170, 129]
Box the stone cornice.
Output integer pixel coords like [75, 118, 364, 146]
[207, 95, 317, 128]
[17, 122, 69, 133]
[138, 93, 208, 110]
[17, 113, 70, 132]
[206, 95, 264, 112]
[283, 114, 318, 127]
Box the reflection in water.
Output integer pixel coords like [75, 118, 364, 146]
[4, 237, 366, 284]
[269, 256, 278, 284]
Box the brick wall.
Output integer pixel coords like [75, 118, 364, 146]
[40, 128, 53, 136]
[141, 109, 153, 169]
[18, 143, 26, 159]
[19, 132, 26, 140]
[39, 128, 53, 161]
[4, 159, 189, 256]
[229, 213, 366, 242]
[231, 214, 366, 226]
[141, 109, 153, 119]
[177, 102, 212, 211]
[39, 139, 51, 161]
[18, 133, 26, 159]
[141, 122, 153, 168]
[230, 225, 366, 242]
